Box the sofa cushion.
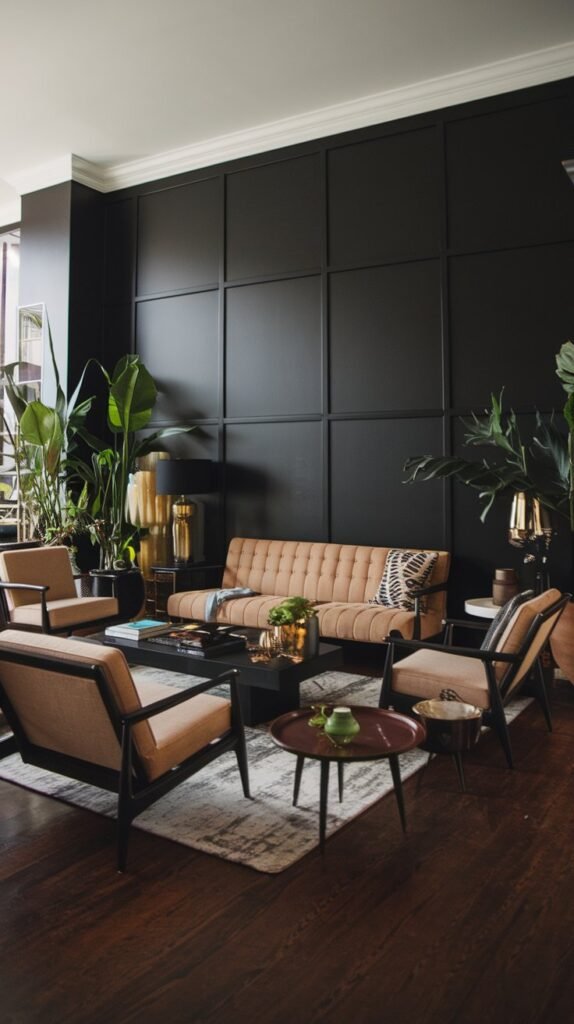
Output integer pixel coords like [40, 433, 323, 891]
[317, 602, 442, 642]
[370, 549, 438, 611]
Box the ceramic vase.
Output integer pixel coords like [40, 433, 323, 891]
[324, 706, 360, 744]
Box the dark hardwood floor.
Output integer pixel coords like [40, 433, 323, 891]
[2, 661, 574, 1024]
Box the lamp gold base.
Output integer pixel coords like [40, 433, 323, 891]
[172, 498, 195, 564]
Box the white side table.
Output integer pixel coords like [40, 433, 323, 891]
[464, 597, 499, 620]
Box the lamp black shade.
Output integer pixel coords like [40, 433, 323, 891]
[155, 459, 217, 496]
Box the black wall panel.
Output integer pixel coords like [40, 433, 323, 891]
[226, 277, 322, 417]
[226, 155, 321, 280]
[225, 422, 323, 541]
[137, 178, 220, 296]
[96, 77, 574, 608]
[328, 127, 442, 266]
[329, 261, 443, 412]
[450, 244, 574, 410]
[331, 418, 446, 550]
[136, 291, 219, 422]
[446, 97, 574, 251]
[104, 199, 135, 306]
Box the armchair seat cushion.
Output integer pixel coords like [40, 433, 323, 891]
[11, 595, 119, 630]
[134, 678, 231, 781]
[392, 649, 490, 709]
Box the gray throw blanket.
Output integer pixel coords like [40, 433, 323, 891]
[204, 587, 258, 623]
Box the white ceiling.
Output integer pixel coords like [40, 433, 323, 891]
[1, 0, 574, 224]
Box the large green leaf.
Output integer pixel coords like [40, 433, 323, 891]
[556, 340, 574, 395]
[107, 356, 157, 434]
[20, 401, 64, 477]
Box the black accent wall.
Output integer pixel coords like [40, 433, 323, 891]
[96, 78, 574, 607]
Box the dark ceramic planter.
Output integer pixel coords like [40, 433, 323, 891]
[90, 568, 146, 620]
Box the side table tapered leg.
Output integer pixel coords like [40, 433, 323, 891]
[338, 761, 344, 802]
[389, 753, 407, 832]
[319, 760, 330, 852]
[293, 755, 305, 806]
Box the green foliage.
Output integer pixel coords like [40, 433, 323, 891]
[2, 319, 193, 565]
[1, 318, 95, 544]
[268, 596, 318, 625]
[404, 386, 572, 525]
[82, 355, 193, 569]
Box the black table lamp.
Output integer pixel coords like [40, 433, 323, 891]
[155, 459, 217, 564]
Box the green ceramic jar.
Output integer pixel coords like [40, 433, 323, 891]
[324, 706, 360, 745]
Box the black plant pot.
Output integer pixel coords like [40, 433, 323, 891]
[90, 568, 146, 620]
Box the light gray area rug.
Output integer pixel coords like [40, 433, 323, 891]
[0, 668, 530, 874]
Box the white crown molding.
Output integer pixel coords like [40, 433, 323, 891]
[6, 40, 574, 198]
[71, 155, 109, 192]
[103, 40, 574, 191]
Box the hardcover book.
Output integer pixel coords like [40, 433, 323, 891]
[105, 619, 173, 640]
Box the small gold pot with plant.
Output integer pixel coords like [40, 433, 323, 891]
[267, 596, 319, 662]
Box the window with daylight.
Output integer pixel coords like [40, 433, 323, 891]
[0, 228, 22, 537]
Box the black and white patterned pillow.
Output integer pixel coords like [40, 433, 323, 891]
[370, 549, 438, 611]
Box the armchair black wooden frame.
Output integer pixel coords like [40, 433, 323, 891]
[411, 581, 449, 640]
[380, 591, 570, 768]
[0, 647, 250, 870]
[0, 579, 123, 635]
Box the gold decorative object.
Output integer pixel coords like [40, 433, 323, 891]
[508, 491, 552, 548]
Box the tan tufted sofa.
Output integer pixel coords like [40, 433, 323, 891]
[167, 538, 450, 643]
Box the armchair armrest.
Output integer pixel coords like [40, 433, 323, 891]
[412, 580, 448, 640]
[121, 669, 240, 725]
[0, 581, 51, 632]
[0, 582, 49, 593]
[384, 634, 517, 664]
[442, 616, 489, 644]
[411, 581, 448, 598]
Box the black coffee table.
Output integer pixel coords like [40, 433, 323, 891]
[86, 630, 343, 726]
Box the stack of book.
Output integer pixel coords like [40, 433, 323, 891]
[149, 625, 247, 657]
[105, 619, 173, 641]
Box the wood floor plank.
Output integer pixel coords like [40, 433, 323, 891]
[1, 675, 574, 1023]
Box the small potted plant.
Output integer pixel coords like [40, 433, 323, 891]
[267, 596, 319, 661]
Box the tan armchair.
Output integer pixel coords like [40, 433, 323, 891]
[0, 545, 119, 634]
[380, 588, 569, 768]
[0, 629, 250, 870]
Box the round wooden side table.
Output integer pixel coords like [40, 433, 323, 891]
[269, 706, 426, 852]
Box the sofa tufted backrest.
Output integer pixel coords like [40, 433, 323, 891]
[222, 538, 450, 615]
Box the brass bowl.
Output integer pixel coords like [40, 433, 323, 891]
[413, 699, 482, 754]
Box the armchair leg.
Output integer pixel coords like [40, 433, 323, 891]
[534, 658, 553, 733]
[490, 702, 514, 769]
[235, 732, 251, 799]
